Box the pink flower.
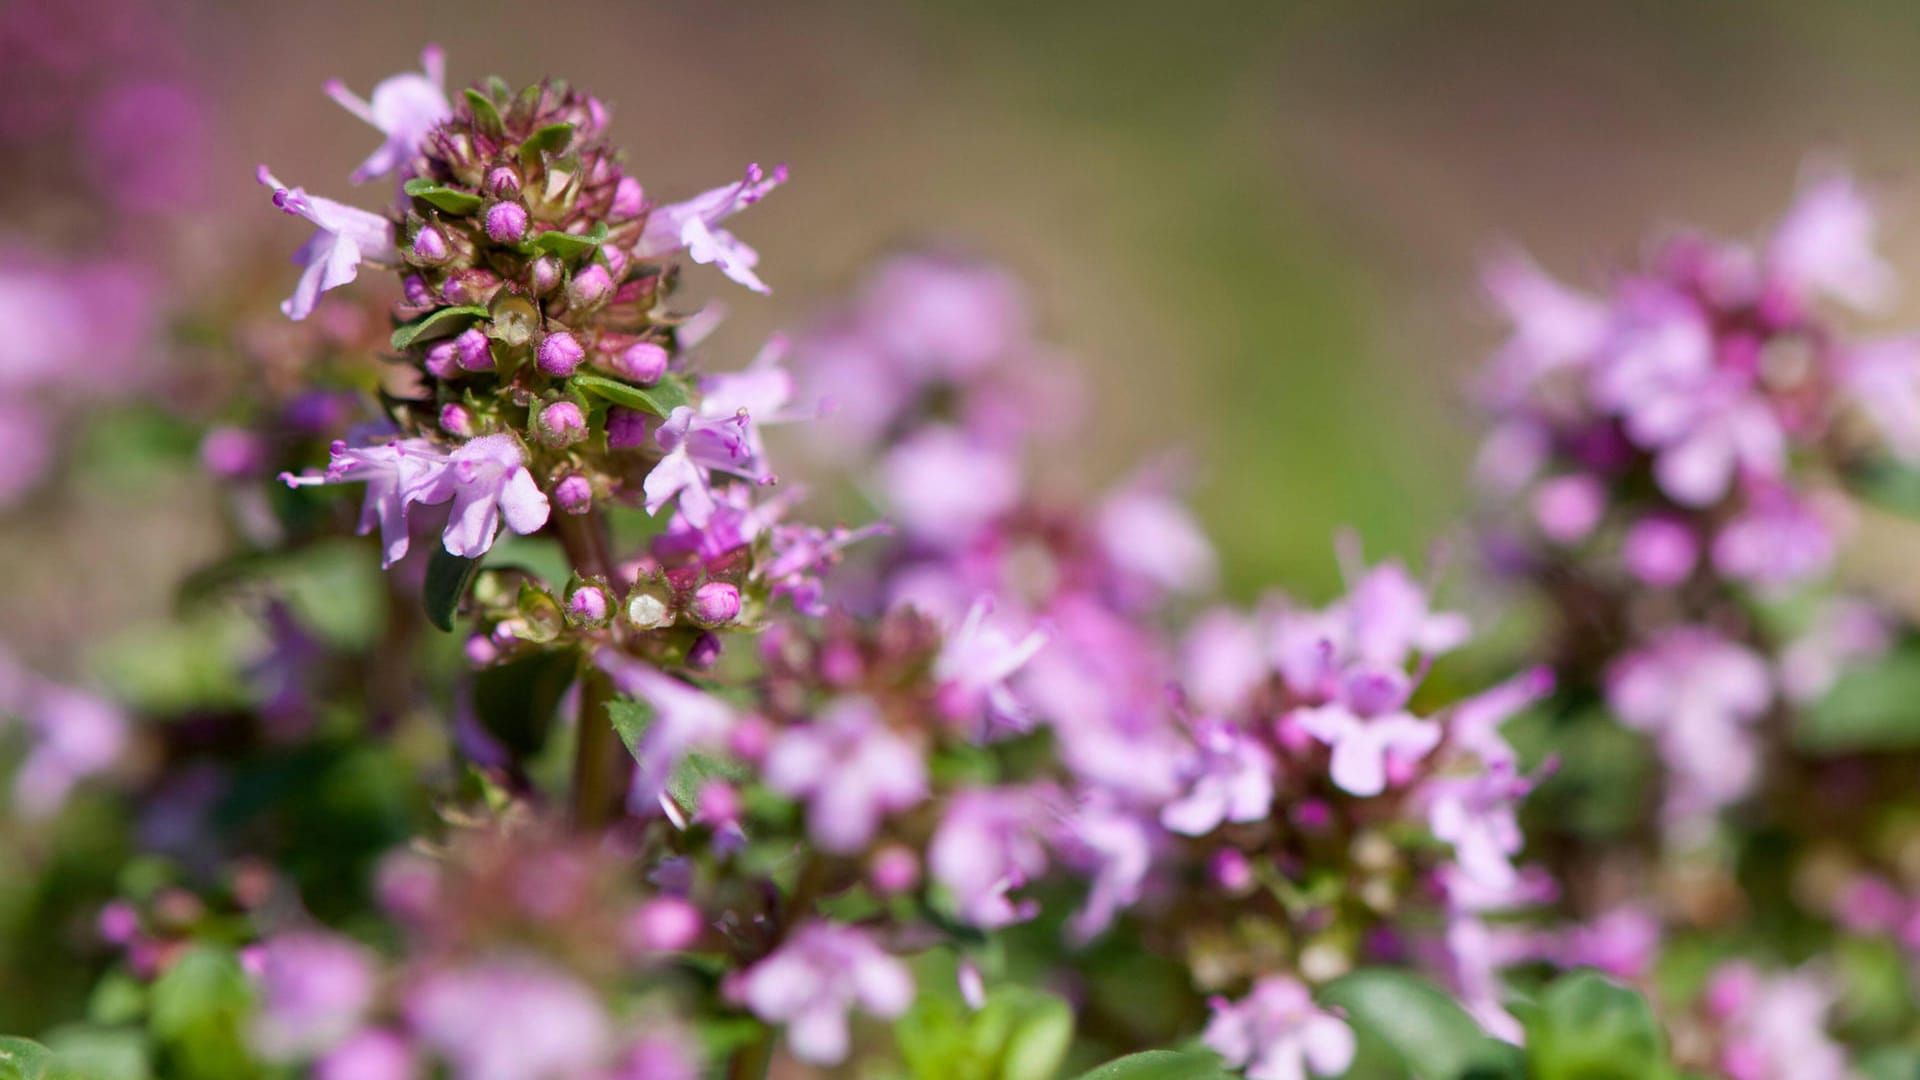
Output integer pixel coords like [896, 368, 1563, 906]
[1292, 668, 1441, 798]
[1424, 762, 1534, 890]
[928, 787, 1052, 929]
[256, 166, 395, 320]
[324, 46, 451, 185]
[1161, 718, 1274, 836]
[932, 597, 1049, 734]
[598, 655, 737, 813]
[881, 427, 1023, 542]
[408, 959, 610, 1080]
[1480, 249, 1609, 402]
[634, 163, 787, 293]
[1765, 168, 1895, 313]
[736, 923, 913, 1065]
[763, 696, 927, 854]
[1202, 976, 1355, 1080]
[1607, 628, 1772, 824]
[248, 932, 376, 1062]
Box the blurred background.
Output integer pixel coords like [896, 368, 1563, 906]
[14, 0, 1920, 663]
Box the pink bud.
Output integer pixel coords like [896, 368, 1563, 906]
[625, 897, 703, 954]
[537, 331, 584, 376]
[687, 631, 723, 669]
[423, 339, 461, 379]
[569, 264, 613, 308]
[691, 581, 741, 626]
[606, 407, 650, 448]
[1623, 516, 1698, 588]
[697, 782, 741, 825]
[402, 274, 433, 306]
[554, 474, 593, 515]
[1532, 474, 1604, 544]
[441, 269, 502, 306]
[869, 845, 920, 896]
[537, 400, 587, 447]
[530, 257, 562, 295]
[484, 201, 529, 244]
[97, 901, 140, 945]
[485, 166, 521, 199]
[200, 426, 265, 478]
[411, 225, 450, 263]
[611, 176, 644, 218]
[439, 403, 475, 437]
[728, 714, 771, 762]
[567, 585, 610, 626]
[1209, 849, 1253, 893]
[612, 341, 669, 385]
[603, 246, 628, 279]
[453, 328, 493, 371]
[463, 634, 499, 666]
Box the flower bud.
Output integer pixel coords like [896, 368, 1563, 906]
[97, 901, 140, 946]
[484, 201, 529, 244]
[554, 474, 593, 515]
[439, 403, 475, 437]
[441, 269, 503, 306]
[411, 225, 451, 263]
[463, 633, 499, 667]
[530, 257, 562, 295]
[625, 590, 671, 631]
[603, 245, 629, 279]
[611, 341, 669, 385]
[607, 408, 650, 449]
[610, 176, 644, 218]
[1209, 849, 1253, 893]
[537, 400, 587, 447]
[625, 898, 703, 954]
[690, 581, 741, 626]
[423, 339, 461, 379]
[566, 584, 611, 628]
[200, 426, 265, 478]
[402, 274, 434, 306]
[686, 632, 723, 669]
[569, 264, 613, 308]
[698, 782, 741, 826]
[453, 328, 493, 371]
[869, 846, 920, 896]
[485, 165, 522, 199]
[536, 331, 584, 376]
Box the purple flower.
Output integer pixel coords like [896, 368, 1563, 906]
[1481, 249, 1608, 402]
[643, 345, 810, 527]
[316, 1029, 415, 1080]
[1058, 797, 1154, 942]
[928, 787, 1052, 928]
[257, 167, 396, 320]
[1779, 598, 1892, 705]
[1765, 167, 1895, 313]
[597, 655, 736, 813]
[634, 163, 787, 293]
[1710, 487, 1835, 587]
[763, 696, 927, 853]
[282, 438, 446, 566]
[1341, 560, 1471, 669]
[1181, 608, 1269, 716]
[1161, 718, 1274, 836]
[1292, 668, 1440, 798]
[1096, 483, 1218, 598]
[325, 46, 451, 185]
[1424, 762, 1533, 890]
[247, 932, 376, 1062]
[881, 427, 1023, 541]
[856, 254, 1029, 378]
[1839, 335, 1920, 460]
[1202, 976, 1355, 1080]
[1607, 628, 1772, 824]
[736, 922, 913, 1065]
[11, 683, 127, 818]
[932, 597, 1049, 734]
[408, 959, 610, 1080]
[1555, 906, 1661, 980]
[1621, 515, 1699, 588]
[1706, 964, 1849, 1080]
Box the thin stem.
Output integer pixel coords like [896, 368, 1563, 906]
[553, 507, 631, 830]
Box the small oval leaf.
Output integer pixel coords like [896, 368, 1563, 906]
[464, 88, 504, 133]
[391, 305, 490, 352]
[423, 548, 482, 632]
[403, 178, 484, 215]
[1071, 1050, 1235, 1080]
[570, 371, 691, 419]
[525, 222, 609, 260]
[1321, 969, 1505, 1080]
[522, 122, 575, 160]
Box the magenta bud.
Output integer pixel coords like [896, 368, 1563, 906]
[1623, 516, 1698, 589]
[554, 474, 593, 515]
[411, 225, 450, 263]
[485, 166, 522, 198]
[686, 631, 723, 669]
[484, 201, 529, 244]
[97, 901, 140, 946]
[200, 426, 265, 478]
[453, 328, 493, 371]
[402, 274, 434, 306]
[530, 257, 562, 295]
[567, 585, 611, 627]
[625, 897, 703, 954]
[606, 406, 650, 449]
[603, 245, 629, 278]
[1209, 849, 1254, 893]
[869, 846, 921, 896]
[728, 714, 771, 762]
[611, 176, 644, 218]
[698, 782, 741, 825]
[537, 331, 585, 376]
[441, 269, 502, 306]
[569, 264, 613, 308]
[439, 403, 475, 437]
[537, 400, 587, 447]
[463, 633, 499, 667]
[690, 581, 742, 626]
[423, 339, 461, 379]
[612, 341, 669, 385]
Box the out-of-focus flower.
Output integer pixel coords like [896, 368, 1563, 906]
[763, 696, 927, 853]
[1202, 976, 1355, 1080]
[408, 959, 610, 1080]
[735, 922, 912, 1065]
[325, 46, 451, 185]
[248, 933, 377, 1062]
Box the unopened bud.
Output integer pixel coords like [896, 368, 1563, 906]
[530, 257, 562, 296]
[553, 474, 593, 515]
[485, 165, 522, 199]
[566, 584, 611, 628]
[411, 225, 450, 263]
[606, 407, 650, 449]
[439, 403, 475, 437]
[484, 201, 529, 244]
[463, 633, 500, 667]
[402, 274, 434, 306]
[453, 328, 493, 371]
[686, 631, 722, 669]
[536, 331, 584, 376]
[690, 581, 741, 626]
[611, 341, 668, 385]
[423, 339, 461, 379]
[869, 846, 921, 896]
[610, 176, 644, 218]
[537, 401, 587, 447]
[569, 264, 612, 308]
[625, 897, 702, 954]
[625, 591, 671, 630]
[441, 269, 502, 306]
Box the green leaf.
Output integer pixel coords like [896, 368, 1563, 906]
[526, 222, 609, 259]
[1321, 969, 1505, 1080]
[608, 696, 652, 757]
[1070, 1050, 1235, 1080]
[402, 177, 484, 215]
[423, 548, 483, 632]
[0, 1038, 56, 1080]
[146, 946, 254, 1079]
[999, 991, 1075, 1080]
[1798, 645, 1920, 754]
[521, 122, 575, 160]
[1523, 971, 1665, 1080]
[390, 305, 489, 351]
[474, 649, 579, 758]
[570, 371, 691, 418]
[42, 1027, 149, 1080]
[464, 87, 504, 133]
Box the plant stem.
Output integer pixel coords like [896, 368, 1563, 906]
[553, 507, 630, 830]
